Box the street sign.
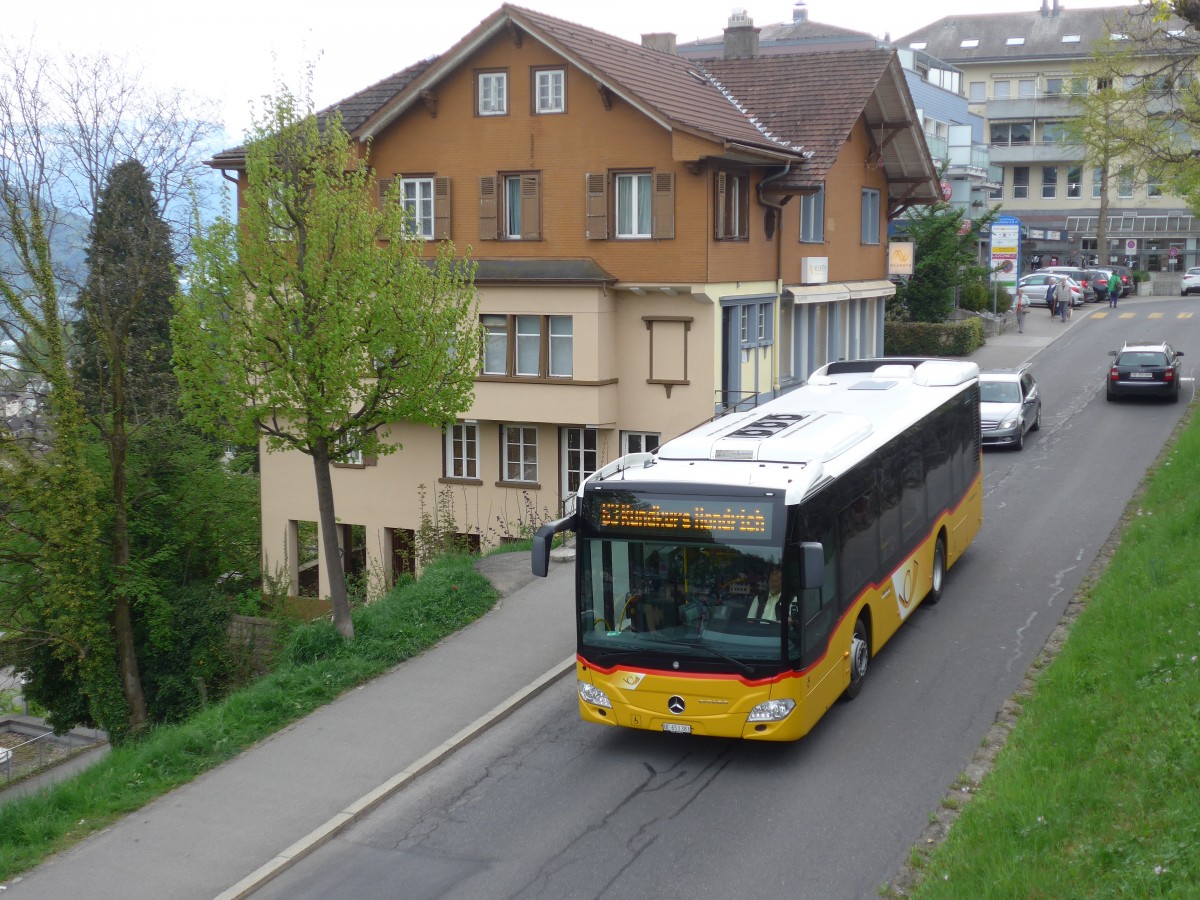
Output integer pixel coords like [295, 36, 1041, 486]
[1125, 238, 1138, 252]
[1170, 247, 1179, 258]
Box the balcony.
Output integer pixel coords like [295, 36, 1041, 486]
[989, 140, 1086, 165]
[985, 94, 1081, 120]
[946, 142, 992, 180]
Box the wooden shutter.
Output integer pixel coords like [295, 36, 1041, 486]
[520, 172, 541, 240]
[434, 176, 451, 239]
[714, 172, 727, 239]
[584, 172, 608, 240]
[377, 177, 394, 209]
[652, 171, 675, 239]
[479, 175, 498, 240]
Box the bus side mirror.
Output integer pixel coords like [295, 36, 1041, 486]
[798, 542, 824, 591]
[532, 515, 575, 577]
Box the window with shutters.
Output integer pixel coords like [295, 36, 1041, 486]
[585, 170, 673, 240]
[477, 71, 507, 116]
[481, 173, 541, 240]
[714, 171, 749, 240]
[378, 175, 450, 240]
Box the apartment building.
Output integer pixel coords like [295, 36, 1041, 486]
[900, 1, 1197, 274]
[208, 5, 938, 597]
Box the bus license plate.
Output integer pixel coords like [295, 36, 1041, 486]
[662, 722, 692, 734]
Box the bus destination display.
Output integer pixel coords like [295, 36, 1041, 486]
[592, 496, 772, 538]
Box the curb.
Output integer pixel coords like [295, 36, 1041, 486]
[214, 655, 577, 900]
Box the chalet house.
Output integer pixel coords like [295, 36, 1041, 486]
[207, 4, 939, 597]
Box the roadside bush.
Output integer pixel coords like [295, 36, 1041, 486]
[884, 318, 984, 356]
[1132, 269, 1150, 283]
[959, 280, 1012, 314]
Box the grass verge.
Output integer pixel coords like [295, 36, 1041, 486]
[0, 552, 497, 882]
[898, 407, 1200, 897]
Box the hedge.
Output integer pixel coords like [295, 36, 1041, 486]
[884, 318, 984, 357]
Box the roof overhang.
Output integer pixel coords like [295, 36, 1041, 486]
[784, 279, 897, 304]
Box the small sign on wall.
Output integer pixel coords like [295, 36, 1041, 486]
[800, 256, 829, 284]
[888, 241, 914, 276]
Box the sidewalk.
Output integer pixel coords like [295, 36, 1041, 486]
[0, 551, 578, 899]
[0, 302, 1095, 898]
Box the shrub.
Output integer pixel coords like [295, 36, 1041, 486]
[884, 318, 984, 356]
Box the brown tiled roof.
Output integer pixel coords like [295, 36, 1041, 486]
[700, 48, 936, 195]
[358, 4, 808, 160]
[207, 57, 438, 168]
[896, 5, 1185, 64]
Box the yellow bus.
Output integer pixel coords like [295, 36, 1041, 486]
[533, 358, 983, 741]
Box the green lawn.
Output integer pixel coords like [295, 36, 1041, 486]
[0, 552, 498, 881]
[896, 406, 1200, 898]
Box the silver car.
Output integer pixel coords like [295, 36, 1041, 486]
[979, 366, 1041, 450]
[1017, 272, 1084, 308]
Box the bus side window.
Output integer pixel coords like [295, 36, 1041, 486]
[794, 521, 838, 667]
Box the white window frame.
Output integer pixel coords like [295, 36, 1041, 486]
[968, 81, 986, 102]
[504, 175, 522, 239]
[1012, 167, 1030, 200]
[1118, 169, 1134, 199]
[994, 80, 1011, 99]
[1067, 165, 1083, 199]
[549, 316, 573, 377]
[400, 177, 434, 239]
[478, 72, 507, 116]
[445, 422, 479, 480]
[1092, 166, 1103, 199]
[1042, 166, 1058, 199]
[535, 69, 564, 114]
[621, 431, 660, 455]
[561, 427, 597, 498]
[861, 189, 880, 245]
[1018, 79, 1036, 99]
[615, 172, 652, 238]
[502, 425, 538, 483]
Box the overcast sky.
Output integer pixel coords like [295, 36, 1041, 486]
[7, 0, 1136, 143]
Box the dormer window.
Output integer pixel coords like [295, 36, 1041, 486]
[960, 39, 979, 48]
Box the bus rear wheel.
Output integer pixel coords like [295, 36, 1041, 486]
[844, 617, 870, 701]
[925, 535, 947, 605]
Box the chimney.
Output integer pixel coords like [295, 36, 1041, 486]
[1052, 0, 1060, 15]
[793, 2, 808, 22]
[641, 32, 677, 54]
[1041, 0, 1049, 15]
[724, 8, 760, 59]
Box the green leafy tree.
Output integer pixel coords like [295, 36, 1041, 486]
[892, 183, 998, 323]
[172, 81, 481, 640]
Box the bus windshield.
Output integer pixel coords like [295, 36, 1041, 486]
[578, 536, 788, 671]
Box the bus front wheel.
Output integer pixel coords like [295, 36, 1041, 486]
[844, 617, 870, 701]
[924, 535, 947, 606]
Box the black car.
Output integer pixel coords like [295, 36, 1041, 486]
[1106, 341, 1185, 402]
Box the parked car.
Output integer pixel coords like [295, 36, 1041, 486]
[979, 366, 1042, 450]
[1039, 266, 1096, 301]
[1017, 272, 1085, 307]
[1181, 267, 1200, 296]
[1088, 268, 1119, 300]
[1106, 341, 1185, 402]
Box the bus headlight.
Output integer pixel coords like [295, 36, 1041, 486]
[577, 680, 613, 709]
[747, 698, 796, 722]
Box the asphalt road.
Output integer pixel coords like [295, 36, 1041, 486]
[255, 298, 1199, 900]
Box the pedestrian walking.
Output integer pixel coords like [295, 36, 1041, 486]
[1110, 276, 1119, 308]
[1015, 285, 1028, 333]
[1046, 277, 1058, 318]
[1058, 276, 1071, 322]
